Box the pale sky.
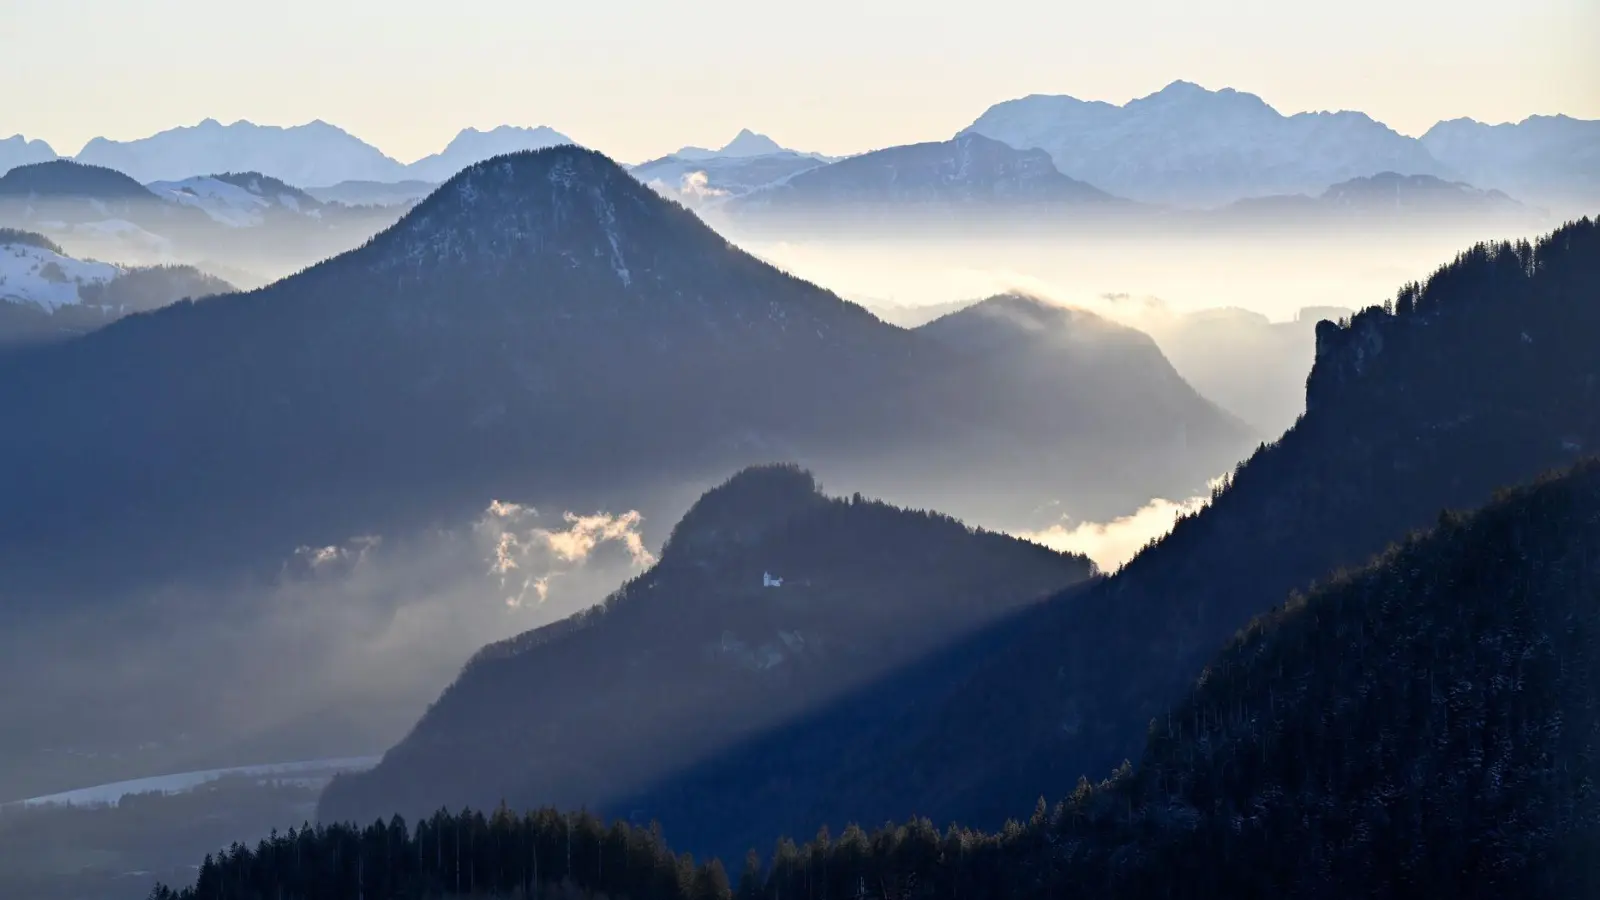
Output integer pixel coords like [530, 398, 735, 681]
[6, 0, 1597, 164]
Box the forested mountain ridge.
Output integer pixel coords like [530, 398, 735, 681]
[152, 458, 1600, 898]
[810, 216, 1600, 832]
[0, 159, 156, 199]
[317, 465, 1097, 853]
[1036, 457, 1600, 897]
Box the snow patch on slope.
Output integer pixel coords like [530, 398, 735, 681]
[147, 176, 273, 226]
[0, 241, 120, 310]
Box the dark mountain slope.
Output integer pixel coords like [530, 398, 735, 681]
[1041, 458, 1600, 898]
[809, 217, 1600, 834]
[166, 460, 1600, 900]
[319, 465, 1097, 842]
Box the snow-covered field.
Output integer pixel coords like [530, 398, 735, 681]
[0, 240, 119, 310]
[10, 756, 382, 809]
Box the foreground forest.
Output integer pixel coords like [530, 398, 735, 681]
[149, 455, 1600, 898]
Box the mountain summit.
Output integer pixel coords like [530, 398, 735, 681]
[74, 118, 407, 185]
[673, 128, 793, 161]
[0, 135, 59, 176]
[404, 125, 576, 182]
[964, 81, 1448, 207]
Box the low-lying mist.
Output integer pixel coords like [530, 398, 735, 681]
[0, 500, 658, 802]
[1018, 492, 1211, 573]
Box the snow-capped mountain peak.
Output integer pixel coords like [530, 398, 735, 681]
[673, 129, 797, 161]
[963, 80, 1449, 207]
[719, 129, 787, 157]
[0, 135, 60, 177]
[145, 172, 324, 227]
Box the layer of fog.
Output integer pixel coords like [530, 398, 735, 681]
[1019, 493, 1211, 573]
[0, 500, 659, 802]
[726, 225, 1537, 321]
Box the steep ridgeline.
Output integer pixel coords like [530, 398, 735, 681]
[141, 170, 412, 278]
[1040, 459, 1600, 898]
[0, 228, 232, 348]
[405, 125, 576, 183]
[807, 218, 1600, 835]
[1421, 115, 1600, 215]
[963, 80, 1448, 208]
[151, 461, 1600, 900]
[631, 129, 835, 209]
[0, 135, 58, 176]
[631, 152, 829, 209]
[318, 465, 1098, 852]
[146, 172, 331, 227]
[0, 161, 410, 281]
[0, 146, 1241, 603]
[888, 294, 1252, 525]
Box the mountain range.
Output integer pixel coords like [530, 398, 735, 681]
[6, 89, 1593, 217]
[963, 80, 1598, 211]
[12, 120, 578, 187]
[171, 450, 1600, 898]
[797, 216, 1600, 839]
[301, 215, 1600, 871]
[1421, 114, 1600, 213]
[0, 229, 233, 348]
[0, 159, 412, 285]
[722, 133, 1123, 229]
[0, 145, 1246, 610]
[669, 128, 826, 162]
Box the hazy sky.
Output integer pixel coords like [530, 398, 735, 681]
[6, 0, 1597, 164]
